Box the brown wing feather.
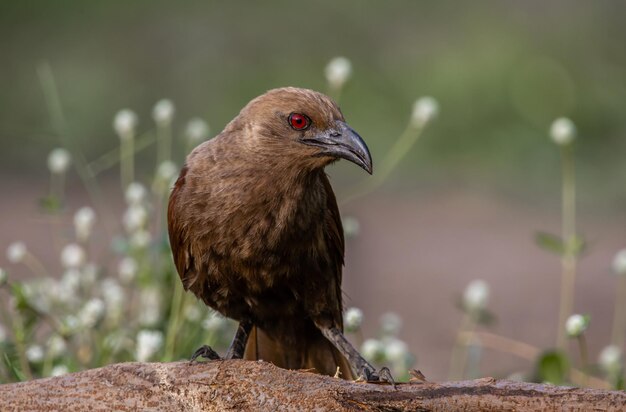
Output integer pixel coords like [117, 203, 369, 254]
[167, 165, 194, 288]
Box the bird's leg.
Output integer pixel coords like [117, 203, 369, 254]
[320, 326, 395, 387]
[225, 320, 252, 359]
[190, 320, 252, 362]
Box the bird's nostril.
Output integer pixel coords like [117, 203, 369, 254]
[330, 131, 341, 138]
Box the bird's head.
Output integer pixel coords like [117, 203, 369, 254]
[236, 87, 372, 174]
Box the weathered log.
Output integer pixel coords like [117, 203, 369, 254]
[0, 360, 624, 411]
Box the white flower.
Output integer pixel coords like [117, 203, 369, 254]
[411, 97, 439, 127]
[0, 267, 7, 286]
[565, 314, 588, 337]
[123, 204, 148, 233]
[156, 161, 178, 183]
[342, 216, 360, 238]
[79, 298, 105, 328]
[60, 243, 86, 269]
[6, 242, 26, 263]
[47, 335, 67, 358]
[59, 269, 81, 300]
[344, 307, 363, 332]
[139, 287, 162, 326]
[50, 365, 69, 377]
[152, 99, 175, 125]
[81, 263, 99, 286]
[0, 323, 7, 343]
[384, 338, 408, 363]
[136, 330, 163, 362]
[101, 278, 125, 322]
[62, 315, 80, 334]
[463, 279, 490, 313]
[118, 257, 138, 283]
[325, 57, 352, 89]
[361, 338, 384, 361]
[611, 249, 626, 276]
[380, 312, 403, 336]
[184, 304, 202, 322]
[125, 182, 147, 205]
[599, 345, 622, 374]
[26, 345, 44, 363]
[201, 313, 226, 331]
[113, 109, 138, 138]
[47, 148, 71, 174]
[550, 117, 576, 146]
[73, 207, 96, 241]
[185, 118, 210, 143]
[130, 230, 152, 249]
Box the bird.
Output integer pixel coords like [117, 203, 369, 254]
[167, 87, 392, 383]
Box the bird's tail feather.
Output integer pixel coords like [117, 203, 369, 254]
[244, 326, 354, 380]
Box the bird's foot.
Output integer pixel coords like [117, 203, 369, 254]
[189, 345, 222, 363]
[359, 366, 396, 389]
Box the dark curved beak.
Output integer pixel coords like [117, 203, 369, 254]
[302, 121, 373, 174]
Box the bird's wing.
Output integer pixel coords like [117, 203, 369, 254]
[167, 165, 195, 288]
[321, 174, 346, 328]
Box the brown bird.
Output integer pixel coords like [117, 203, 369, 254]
[167, 87, 392, 383]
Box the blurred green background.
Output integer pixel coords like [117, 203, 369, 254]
[1, 0, 626, 207]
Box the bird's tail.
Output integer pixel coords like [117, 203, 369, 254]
[243, 326, 354, 380]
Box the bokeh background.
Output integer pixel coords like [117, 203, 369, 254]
[1, 1, 625, 382]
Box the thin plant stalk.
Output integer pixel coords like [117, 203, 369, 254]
[156, 123, 172, 167]
[611, 275, 626, 348]
[163, 279, 184, 361]
[11, 312, 32, 380]
[556, 144, 577, 350]
[576, 334, 589, 387]
[120, 134, 134, 190]
[341, 123, 425, 206]
[49, 171, 65, 205]
[448, 313, 476, 380]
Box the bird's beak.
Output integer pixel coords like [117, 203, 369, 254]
[303, 121, 373, 174]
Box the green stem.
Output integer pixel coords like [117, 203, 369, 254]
[11, 312, 32, 380]
[556, 145, 577, 350]
[611, 275, 626, 348]
[120, 135, 134, 190]
[88, 131, 155, 175]
[448, 313, 476, 380]
[577, 334, 589, 387]
[156, 123, 172, 167]
[163, 280, 184, 361]
[340, 124, 424, 206]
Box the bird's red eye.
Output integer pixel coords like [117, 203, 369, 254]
[289, 113, 310, 131]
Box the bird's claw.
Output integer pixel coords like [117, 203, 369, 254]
[360, 366, 396, 389]
[189, 345, 222, 363]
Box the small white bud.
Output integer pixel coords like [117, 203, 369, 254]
[101, 278, 125, 322]
[125, 182, 147, 205]
[129, 230, 152, 249]
[62, 315, 80, 334]
[184, 304, 202, 322]
[60, 243, 86, 269]
[26, 345, 44, 363]
[344, 307, 364, 332]
[0, 267, 7, 286]
[118, 257, 138, 283]
[113, 109, 138, 138]
[185, 118, 210, 143]
[123, 204, 148, 233]
[342, 216, 360, 238]
[139, 287, 162, 326]
[380, 312, 403, 336]
[152, 99, 175, 125]
[361, 339, 384, 361]
[6, 242, 27, 264]
[599, 345, 622, 375]
[136, 330, 163, 362]
[73, 207, 96, 242]
[411, 97, 439, 127]
[156, 161, 178, 183]
[550, 117, 576, 146]
[325, 57, 352, 89]
[463, 279, 490, 312]
[50, 365, 69, 377]
[202, 313, 226, 331]
[611, 249, 626, 276]
[79, 298, 106, 328]
[565, 314, 588, 337]
[47, 148, 72, 174]
[384, 338, 408, 362]
[47, 335, 67, 358]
